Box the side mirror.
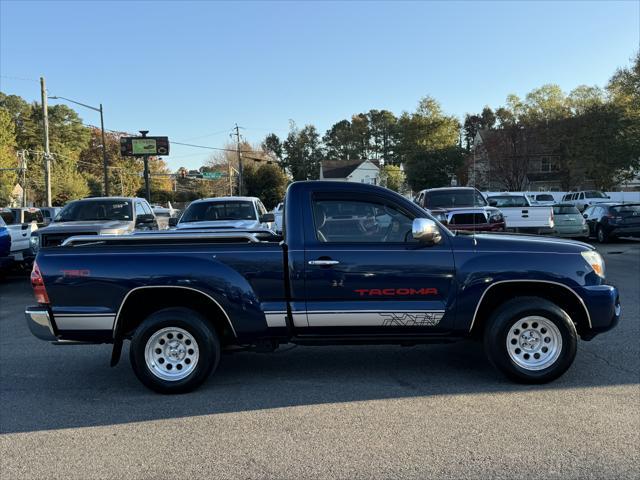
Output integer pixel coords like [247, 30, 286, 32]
[583, 213, 588, 219]
[260, 213, 275, 223]
[168, 217, 179, 227]
[488, 199, 498, 207]
[412, 218, 442, 244]
[136, 214, 155, 225]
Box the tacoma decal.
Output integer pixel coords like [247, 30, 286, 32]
[380, 312, 443, 327]
[354, 288, 438, 297]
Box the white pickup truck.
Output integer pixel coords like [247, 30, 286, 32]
[0, 207, 43, 265]
[486, 194, 554, 235]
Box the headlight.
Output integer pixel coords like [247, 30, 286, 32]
[489, 212, 503, 223]
[581, 250, 605, 278]
[30, 236, 40, 250]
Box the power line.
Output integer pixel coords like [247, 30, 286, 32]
[0, 74, 39, 83]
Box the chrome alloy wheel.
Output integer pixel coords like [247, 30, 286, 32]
[506, 316, 562, 371]
[144, 327, 199, 381]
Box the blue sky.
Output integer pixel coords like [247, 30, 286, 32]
[1, 0, 638, 170]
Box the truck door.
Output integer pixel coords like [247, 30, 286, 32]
[302, 192, 456, 334]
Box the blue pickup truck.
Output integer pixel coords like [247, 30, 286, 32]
[25, 181, 621, 393]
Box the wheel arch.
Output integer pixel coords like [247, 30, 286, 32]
[469, 280, 591, 336]
[113, 286, 237, 344]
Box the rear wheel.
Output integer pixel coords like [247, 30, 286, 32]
[130, 307, 220, 393]
[484, 297, 577, 383]
[597, 225, 609, 243]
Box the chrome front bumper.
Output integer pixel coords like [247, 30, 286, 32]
[25, 307, 57, 341]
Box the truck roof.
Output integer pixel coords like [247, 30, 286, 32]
[74, 196, 144, 202]
[419, 187, 478, 193]
[190, 196, 261, 203]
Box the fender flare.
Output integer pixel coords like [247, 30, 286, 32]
[468, 279, 592, 332]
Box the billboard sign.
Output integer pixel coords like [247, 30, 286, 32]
[120, 136, 170, 156]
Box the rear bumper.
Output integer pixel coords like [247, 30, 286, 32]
[10, 246, 36, 263]
[580, 285, 621, 340]
[25, 306, 57, 341]
[553, 225, 589, 238]
[608, 226, 640, 238]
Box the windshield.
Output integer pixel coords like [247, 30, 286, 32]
[181, 201, 256, 222]
[55, 200, 132, 222]
[0, 216, 5, 227]
[553, 205, 580, 215]
[488, 196, 529, 208]
[585, 191, 607, 198]
[426, 190, 487, 209]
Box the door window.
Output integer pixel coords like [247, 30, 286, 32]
[312, 199, 415, 243]
[135, 202, 146, 217]
[141, 202, 153, 215]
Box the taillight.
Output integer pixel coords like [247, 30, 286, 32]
[31, 262, 50, 304]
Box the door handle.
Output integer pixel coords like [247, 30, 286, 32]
[308, 259, 340, 266]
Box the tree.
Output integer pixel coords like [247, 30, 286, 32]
[379, 164, 405, 192]
[262, 133, 283, 162]
[0, 107, 18, 205]
[323, 119, 355, 161]
[522, 84, 570, 122]
[404, 146, 464, 191]
[463, 107, 497, 151]
[243, 163, 288, 209]
[396, 96, 462, 190]
[367, 109, 398, 163]
[282, 123, 324, 181]
[51, 157, 90, 205]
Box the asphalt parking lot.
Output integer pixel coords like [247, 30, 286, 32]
[0, 242, 639, 479]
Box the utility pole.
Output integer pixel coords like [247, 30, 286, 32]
[40, 77, 52, 207]
[99, 104, 109, 196]
[233, 123, 243, 196]
[19, 150, 27, 207]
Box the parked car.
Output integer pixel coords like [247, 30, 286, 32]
[528, 193, 557, 206]
[562, 191, 610, 212]
[38, 207, 62, 226]
[415, 187, 505, 232]
[552, 204, 589, 239]
[26, 181, 621, 393]
[0, 216, 12, 273]
[272, 202, 284, 233]
[172, 196, 274, 230]
[0, 207, 42, 265]
[486, 194, 554, 234]
[583, 203, 640, 243]
[34, 197, 159, 248]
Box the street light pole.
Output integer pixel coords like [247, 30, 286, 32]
[48, 96, 109, 196]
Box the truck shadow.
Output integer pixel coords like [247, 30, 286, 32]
[1, 338, 637, 434]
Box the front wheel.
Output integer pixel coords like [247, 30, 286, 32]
[130, 307, 220, 393]
[484, 297, 577, 383]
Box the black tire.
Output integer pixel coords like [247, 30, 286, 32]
[484, 296, 577, 384]
[129, 307, 220, 394]
[596, 225, 609, 243]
